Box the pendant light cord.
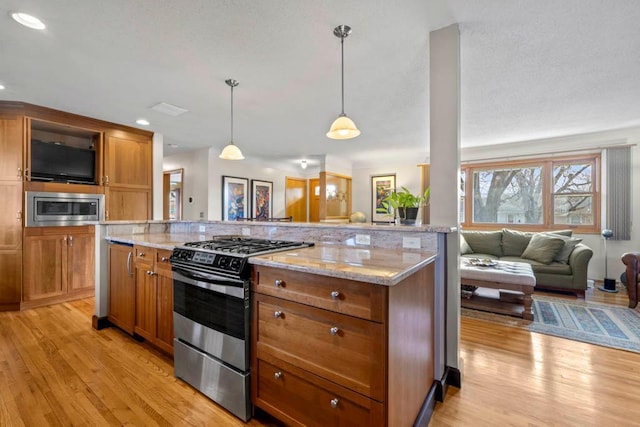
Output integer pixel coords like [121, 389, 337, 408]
[340, 35, 345, 115]
[230, 84, 234, 144]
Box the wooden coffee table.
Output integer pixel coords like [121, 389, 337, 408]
[460, 259, 536, 320]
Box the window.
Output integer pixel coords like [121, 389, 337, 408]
[460, 155, 600, 233]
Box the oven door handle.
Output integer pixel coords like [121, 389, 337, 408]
[172, 267, 245, 298]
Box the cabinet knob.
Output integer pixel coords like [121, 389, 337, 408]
[330, 290, 340, 299]
[138, 252, 145, 257]
[274, 279, 284, 287]
[146, 270, 156, 276]
[330, 326, 339, 336]
[16, 211, 22, 220]
[17, 167, 22, 178]
[68, 235, 73, 246]
[274, 371, 282, 380]
[330, 398, 339, 409]
[274, 311, 283, 319]
[161, 256, 169, 262]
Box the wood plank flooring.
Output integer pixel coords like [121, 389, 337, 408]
[1, 285, 638, 426]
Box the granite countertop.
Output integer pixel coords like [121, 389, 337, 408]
[105, 233, 437, 286]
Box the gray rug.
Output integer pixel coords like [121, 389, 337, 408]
[461, 295, 640, 353]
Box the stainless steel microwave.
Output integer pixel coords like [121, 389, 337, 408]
[25, 192, 105, 227]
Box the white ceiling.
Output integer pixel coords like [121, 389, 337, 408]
[2, 1, 640, 168]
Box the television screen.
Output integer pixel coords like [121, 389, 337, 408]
[31, 140, 96, 184]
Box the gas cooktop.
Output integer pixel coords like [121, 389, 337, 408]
[170, 236, 314, 279]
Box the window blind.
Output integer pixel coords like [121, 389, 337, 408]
[606, 146, 632, 240]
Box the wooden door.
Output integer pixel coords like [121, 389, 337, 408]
[67, 231, 95, 293]
[23, 233, 67, 301]
[107, 243, 136, 334]
[0, 116, 23, 181]
[163, 172, 170, 220]
[309, 178, 320, 223]
[155, 267, 174, 354]
[285, 177, 307, 222]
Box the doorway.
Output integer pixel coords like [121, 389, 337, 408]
[284, 177, 308, 222]
[163, 169, 183, 220]
[309, 178, 320, 222]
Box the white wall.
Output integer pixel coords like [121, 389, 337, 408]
[164, 148, 210, 220]
[462, 127, 640, 282]
[152, 133, 164, 220]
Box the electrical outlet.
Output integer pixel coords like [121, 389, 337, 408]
[403, 236, 421, 249]
[132, 226, 145, 234]
[355, 234, 371, 245]
[198, 225, 206, 232]
[242, 227, 251, 236]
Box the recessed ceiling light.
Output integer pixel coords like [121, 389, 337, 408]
[167, 144, 179, 148]
[11, 12, 46, 30]
[0, 84, 5, 90]
[136, 118, 150, 126]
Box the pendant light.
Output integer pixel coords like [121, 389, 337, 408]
[219, 79, 245, 160]
[327, 25, 360, 140]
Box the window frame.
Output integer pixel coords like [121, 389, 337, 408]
[460, 154, 601, 233]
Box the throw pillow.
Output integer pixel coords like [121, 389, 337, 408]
[540, 232, 583, 264]
[460, 234, 473, 255]
[549, 229, 573, 237]
[521, 233, 566, 264]
[502, 228, 533, 256]
[461, 231, 503, 257]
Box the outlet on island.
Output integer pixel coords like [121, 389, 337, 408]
[403, 237, 421, 249]
[355, 234, 371, 245]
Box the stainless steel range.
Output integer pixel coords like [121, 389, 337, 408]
[169, 236, 313, 421]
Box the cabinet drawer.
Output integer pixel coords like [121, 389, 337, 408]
[255, 358, 384, 427]
[253, 266, 386, 322]
[155, 249, 172, 270]
[133, 244, 154, 266]
[254, 294, 385, 401]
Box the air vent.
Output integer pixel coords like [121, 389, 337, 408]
[151, 102, 189, 117]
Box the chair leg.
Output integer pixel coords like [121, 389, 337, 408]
[629, 283, 638, 309]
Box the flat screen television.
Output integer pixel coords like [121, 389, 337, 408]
[31, 140, 96, 184]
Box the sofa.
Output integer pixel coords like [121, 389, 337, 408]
[622, 252, 640, 308]
[460, 228, 593, 296]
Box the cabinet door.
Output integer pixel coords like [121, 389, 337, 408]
[0, 181, 22, 307]
[23, 234, 67, 301]
[155, 267, 174, 354]
[104, 187, 151, 221]
[67, 232, 95, 293]
[0, 116, 23, 181]
[108, 244, 136, 334]
[134, 262, 157, 341]
[103, 132, 151, 188]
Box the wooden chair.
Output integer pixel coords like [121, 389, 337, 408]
[622, 252, 640, 308]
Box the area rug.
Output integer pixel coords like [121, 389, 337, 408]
[527, 296, 640, 353]
[461, 295, 640, 353]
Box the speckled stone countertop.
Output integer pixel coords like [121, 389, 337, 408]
[250, 245, 437, 286]
[105, 233, 437, 286]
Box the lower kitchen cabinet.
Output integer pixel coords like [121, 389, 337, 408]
[108, 243, 135, 334]
[131, 244, 174, 355]
[22, 226, 95, 309]
[252, 263, 436, 427]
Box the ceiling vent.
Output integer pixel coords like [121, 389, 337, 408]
[151, 102, 189, 116]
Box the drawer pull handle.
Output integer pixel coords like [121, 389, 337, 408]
[330, 326, 339, 335]
[330, 398, 339, 409]
[274, 371, 282, 380]
[274, 311, 283, 319]
[138, 252, 145, 257]
[330, 290, 340, 299]
[274, 279, 284, 287]
[161, 256, 168, 261]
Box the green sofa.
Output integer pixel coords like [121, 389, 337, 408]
[460, 228, 593, 296]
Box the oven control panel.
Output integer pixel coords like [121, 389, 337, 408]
[170, 248, 246, 275]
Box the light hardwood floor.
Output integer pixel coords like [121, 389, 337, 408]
[1, 287, 639, 426]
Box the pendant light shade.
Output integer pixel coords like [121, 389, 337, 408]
[327, 25, 360, 140]
[219, 79, 245, 160]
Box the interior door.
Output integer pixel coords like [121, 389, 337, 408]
[309, 178, 320, 222]
[285, 177, 307, 222]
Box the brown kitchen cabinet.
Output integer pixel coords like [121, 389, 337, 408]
[108, 243, 135, 334]
[252, 263, 436, 427]
[22, 226, 95, 310]
[0, 110, 24, 311]
[132, 244, 174, 355]
[103, 131, 152, 220]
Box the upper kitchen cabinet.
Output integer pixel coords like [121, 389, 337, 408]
[103, 130, 152, 220]
[0, 107, 24, 181]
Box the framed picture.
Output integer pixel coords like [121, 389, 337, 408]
[251, 179, 273, 220]
[371, 174, 396, 223]
[222, 176, 249, 220]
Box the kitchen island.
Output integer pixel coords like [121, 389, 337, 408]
[94, 220, 457, 426]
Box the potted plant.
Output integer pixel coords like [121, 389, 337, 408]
[378, 186, 430, 225]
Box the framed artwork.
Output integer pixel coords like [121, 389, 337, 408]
[222, 176, 249, 220]
[371, 174, 396, 223]
[251, 179, 273, 220]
